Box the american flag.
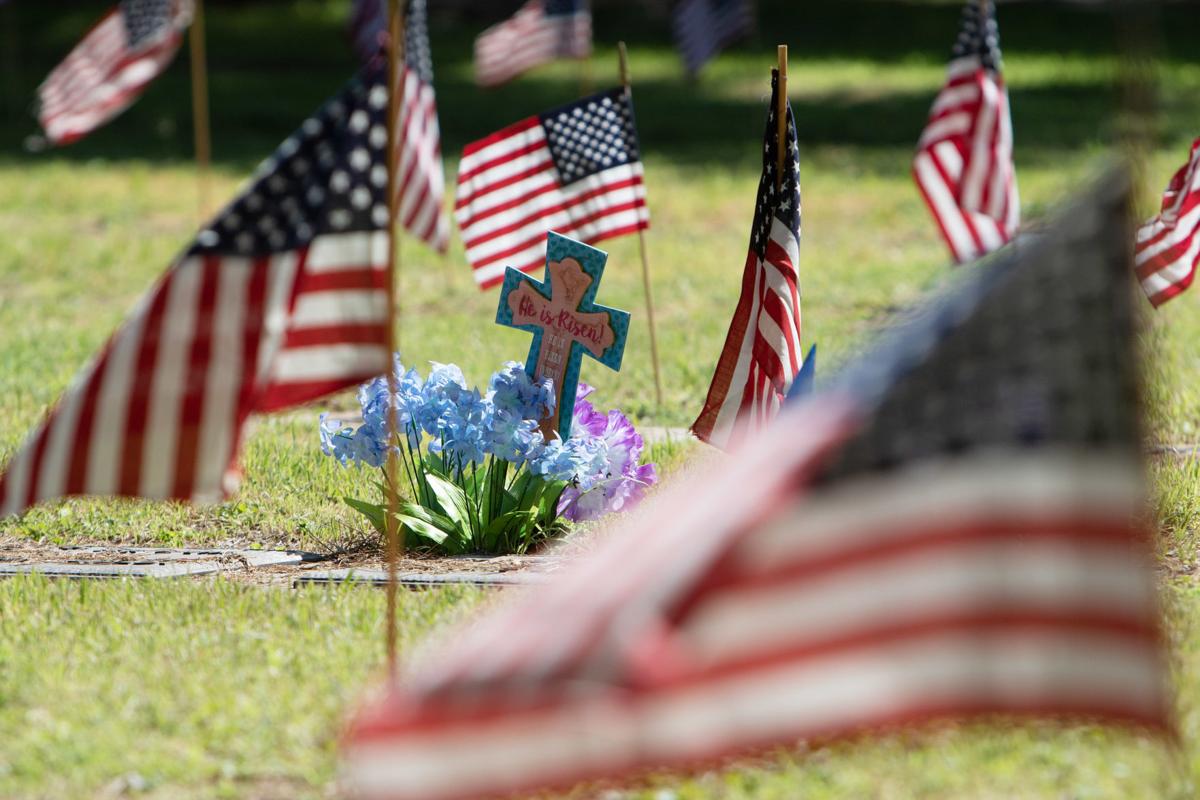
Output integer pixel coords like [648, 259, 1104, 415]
[36, 0, 193, 146]
[455, 87, 649, 290]
[1135, 136, 1200, 307]
[347, 0, 448, 252]
[348, 0, 386, 64]
[692, 70, 803, 449]
[912, 0, 1019, 264]
[341, 171, 1168, 800]
[0, 62, 394, 518]
[474, 0, 591, 88]
[672, 0, 752, 77]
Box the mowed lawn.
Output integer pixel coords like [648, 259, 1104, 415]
[3, 1, 1200, 797]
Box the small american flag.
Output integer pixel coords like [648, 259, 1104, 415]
[36, 0, 193, 146]
[341, 171, 1167, 800]
[672, 0, 752, 77]
[692, 69, 803, 449]
[913, 0, 1019, 264]
[455, 87, 649, 290]
[0, 62, 394, 517]
[474, 0, 591, 88]
[1135, 136, 1200, 307]
[346, 0, 448, 252]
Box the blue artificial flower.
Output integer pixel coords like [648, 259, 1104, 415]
[438, 387, 491, 467]
[356, 377, 390, 438]
[486, 413, 544, 464]
[529, 434, 607, 486]
[488, 362, 555, 423]
[349, 422, 388, 467]
[319, 413, 364, 466]
[416, 362, 469, 437]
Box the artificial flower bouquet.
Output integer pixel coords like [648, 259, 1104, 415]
[319, 358, 656, 555]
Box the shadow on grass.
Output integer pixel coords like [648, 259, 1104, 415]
[0, 0, 1195, 171]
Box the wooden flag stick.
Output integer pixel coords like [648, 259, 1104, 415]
[2, 2, 19, 124]
[579, 53, 593, 98]
[775, 45, 787, 192]
[384, 0, 408, 679]
[188, 0, 212, 219]
[617, 41, 664, 408]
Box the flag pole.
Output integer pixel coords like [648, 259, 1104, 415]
[775, 45, 787, 192]
[384, 0, 408, 678]
[617, 41, 664, 408]
[578, 1, 594, 96]
[188, 0, 212, 219]
[2, 1, 19, 124]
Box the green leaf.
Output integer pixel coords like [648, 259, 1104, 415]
[503, 470, 534, 516]
[394, 512, 450, 547]
[537, 480, 568, 527]
[484, 459, 510, 524]
[424, 473, 476, 541]
[395, 502, 472, 552]
[482, 508, 535, 551]
[343, 496, 386, 536]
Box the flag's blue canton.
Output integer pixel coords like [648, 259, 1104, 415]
[538, 88, 639, 186]
[544, 0, 585, 17]
[405, 0, 434, 84]
[819, 173, 1136, 482]
[951, 0, 1001, 71]
[190, 62, 389, 258]
[120, 0, 175, 48]
[749, 70, 800, 257]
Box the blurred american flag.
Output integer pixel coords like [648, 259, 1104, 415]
[37, 0, 193, 145]
[2, 61, 395, 517]
[474, 0, 591, 88]
[913, 0, 1019, 264]
[343, 171, 1167, 800]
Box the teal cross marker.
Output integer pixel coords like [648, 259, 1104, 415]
[495, 232, 630, 438]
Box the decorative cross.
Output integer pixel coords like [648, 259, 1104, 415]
[495, 232, 630, 439]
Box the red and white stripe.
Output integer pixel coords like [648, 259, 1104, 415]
[1135, 137, 1200, 307]
[455, 116, 648, 290]
[342, 400, 1167, 800]
[395, 63, 449, 253]
[474, 1, 591, 88]
[691, 213, 803, 449]
[913, 56, 1019, 264]
[0, 231, 387, 517]
[37, 2, 191, 146]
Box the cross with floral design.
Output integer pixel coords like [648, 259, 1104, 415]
[495, 233, 630, 439]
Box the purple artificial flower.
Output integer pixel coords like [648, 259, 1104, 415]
[556, 385, 657, 522]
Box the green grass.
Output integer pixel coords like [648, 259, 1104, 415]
[3, 0, 1200, 797]
[0, 576, 483, 799]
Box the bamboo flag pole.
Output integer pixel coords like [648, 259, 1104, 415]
[775, 45, 787, 192]
[384, 0, 408, 678]
[2, 1, 19, 124]
[617, 41, 664, 408]
[577, 0, 593, 96]
[188, 0, 212, 219]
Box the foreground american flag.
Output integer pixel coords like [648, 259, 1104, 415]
[474, 0, 591, 88]
[37, 0, 193, 146]
[672, 0, 752, 77]
[0, 62, 394, 517]
[342, 170, 1167, 800]
[455, 87, 649, 290]
[1135, 136, 1200, 307]
[692, 70, 803, 449]
[913, 0, 1019, 264]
